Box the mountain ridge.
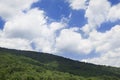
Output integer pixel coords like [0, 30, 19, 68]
[0, 47, 120, 80]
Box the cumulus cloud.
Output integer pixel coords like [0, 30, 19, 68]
[0, 0, 66, 53]
[0, 0, 38, 20]
[108, 3, 120, 22]
[0, 7, 66, 53]
[0, 38, 32, 50]
[67, 0, 88, 10]
[83, 25, 120, 67]
[69, 0, 120, 34]
[56, 28, 92, 54]
[83, 49, 120, 67]
[67, 0, 120, 66]
[81, 0, 111, 33]
[0, 0, 120, 67]
[90, 25, 120, 53]
[3, 8, 47, 39]
[29, 21, 66, 53]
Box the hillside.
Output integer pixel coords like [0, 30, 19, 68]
[0, 47, 120, 80]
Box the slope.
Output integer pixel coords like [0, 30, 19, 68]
[0, 47, 120, 80]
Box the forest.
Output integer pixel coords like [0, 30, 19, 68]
[0, 47, 120, 80]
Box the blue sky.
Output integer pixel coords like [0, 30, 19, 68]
[109, 0, 120, 5]
[0, 0, 120, 67]
[0, 0, 118, 31]
[31, 0, 87, 27]
[0, 17, 5, 30]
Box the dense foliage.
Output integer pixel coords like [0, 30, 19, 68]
[0, 47, 120, 80]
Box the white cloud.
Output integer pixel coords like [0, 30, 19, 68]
[108, 3, 120, 22]
[0, 0, 120, 67]
[81, 24, 90, 34]
[0, 0, 66, 53]
[0, 0, 38, 20]
[89, 25, 120, 53]
[83, 49, 120, 67]
[67, 0, 88, 10]
[50, 22, 65, 32]
[0, 7, 66, 53]
[70, 0, 120, 67]
[56, 28, 92, 54]
[83, 0, 111, 33]
[0, 30, 2, 37]
[67, 0, 120, 34]
[32, 38, 54, 53]
[67, 0, 113, 33]
[68, 0, 119, 34]
[0, 38, 32, 51]
[81, 0, 120, 34]
[29, 22, 66, 53]
[83, 25, 120, 67]
[3, 8, 47, 39]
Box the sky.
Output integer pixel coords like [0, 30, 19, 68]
[0, 0, 120, 67]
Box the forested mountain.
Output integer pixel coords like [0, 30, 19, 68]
[0, 47, 120, 80]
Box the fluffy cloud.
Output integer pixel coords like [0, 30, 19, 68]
[0, 38, 32, 51]
[108, 3, 120, 22]
[56, 28, 92, 54]
[68, 0, 120, 34]
[0, 0, 120, 67]
[0, 30, 2, 37]
[82, 0, 111, 33]
[0, 7, 66, 53]
[0, 0, 38, 20]
[29, 21, 66, 53]
[3, 8, 47, 39]
[67, 0, 120, 66]
[90, 25, 120, 53]
[83, 25, 120, 67]
[67, 0, 88, 10]
[78, 0, 120, 34]
[0, 0, 66, 53]
[83, 49, 120, 67]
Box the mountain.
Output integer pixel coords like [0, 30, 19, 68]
[0, 47, 120, 80]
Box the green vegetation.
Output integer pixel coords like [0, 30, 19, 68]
[0, 47, 120, 80]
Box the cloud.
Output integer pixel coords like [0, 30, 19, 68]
[0, 0, 120, 67]
[56, 28, 92, 54]
[90, 25, 120, 53]
[83, 25, 120, 67]
[0, 0, 38, 20]
[3, 8, 47, 39]
[82, 0, 111, 33]
[0, 38, 32, 51]
[29, 21, 66, 53]
[67, 0, 88, 10]
[0, 7, 66, 53]
[83, 49, 120, 67]
[108, 3, 120, 22]
[79, 0, 120, 66]
[69, 0, 120, 34]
